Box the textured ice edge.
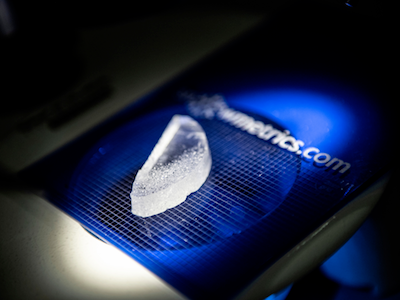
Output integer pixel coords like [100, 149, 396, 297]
[130, 115, 212, 217]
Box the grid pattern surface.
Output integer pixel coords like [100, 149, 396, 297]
[53, 106, 353, 299]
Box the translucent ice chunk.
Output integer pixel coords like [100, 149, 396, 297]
[130, 115, 212, 217]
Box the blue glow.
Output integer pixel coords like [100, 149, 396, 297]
[320, 219, 383, 294]
[265, 284, 292, 300]
[227, 88, 356, 156]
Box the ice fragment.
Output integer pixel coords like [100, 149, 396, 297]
[130, 115, 212, 217]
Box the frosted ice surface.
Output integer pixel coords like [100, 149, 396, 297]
[130, 115, 212, 217]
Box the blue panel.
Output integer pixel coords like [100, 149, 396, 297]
[23, 91, 392, 300]
[37, 100, 357, 299]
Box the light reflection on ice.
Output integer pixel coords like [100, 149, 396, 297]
[130, 115, 212, 217]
